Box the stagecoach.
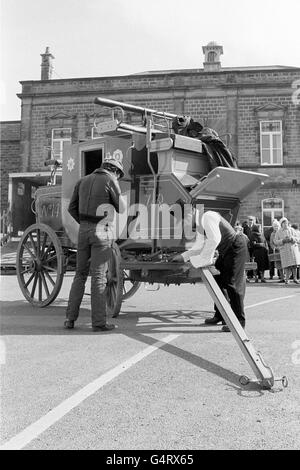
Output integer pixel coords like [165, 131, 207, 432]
[16, 97, 267, 314]
[16, 97, 291, 389]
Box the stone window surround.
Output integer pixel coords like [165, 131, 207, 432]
[51, 127, 72, 160]
[254, 103, 287, 167]
[259, 119, 283, 166]
[45, 113, 77, 160]
[261, 197, 284, 231]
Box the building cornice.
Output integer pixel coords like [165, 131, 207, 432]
[17, 80, 297, 101]
[18, 66, 300, 85]
[0, 120, 21, 124]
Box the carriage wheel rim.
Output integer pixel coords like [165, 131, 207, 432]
[106, 243, 123, 317]
[17, 224, 64, 307]
[122, 270, 141, 300]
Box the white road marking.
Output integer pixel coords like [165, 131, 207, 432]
[245, 295, 295, 309]
[0, 333, 179, 450]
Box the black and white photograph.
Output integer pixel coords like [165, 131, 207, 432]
[0, 0, 300, 454]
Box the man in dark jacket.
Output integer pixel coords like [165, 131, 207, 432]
[64, 155, 126, 332]
[242, 216, 259, 280]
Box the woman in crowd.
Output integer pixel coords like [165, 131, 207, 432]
[274, 217, 300, 284]
[250, 225, 269, 282]
[269, 219, 285, 282]
[235, 222, 252, 281]
[291, 223, 300, 280]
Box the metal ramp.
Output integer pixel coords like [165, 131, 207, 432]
[200, 267, 288, 389]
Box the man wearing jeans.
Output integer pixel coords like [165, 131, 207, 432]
[64, 155, 126, 332]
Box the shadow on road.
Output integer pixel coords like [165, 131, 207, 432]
[1, 300, 270, 394]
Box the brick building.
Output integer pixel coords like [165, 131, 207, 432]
[0, 121, 21, 208]
[1, 43, 300, 234]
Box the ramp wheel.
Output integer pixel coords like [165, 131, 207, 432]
[239, 375, 250, 386]
[16, 223, 64, 307]
[281, 376, 288, 388]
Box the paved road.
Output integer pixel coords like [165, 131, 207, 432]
[0, 274, 300, 450]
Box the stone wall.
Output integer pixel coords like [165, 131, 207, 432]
[0, 121, 21, 212]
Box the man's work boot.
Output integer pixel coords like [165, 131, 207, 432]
[222, 321, 245, 332]
[92, 324, 117, 332]
[221, 325, 230, 332]
[64, 320, 75, 329]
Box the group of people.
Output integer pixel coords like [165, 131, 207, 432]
[63, 154, 299, 334]
[234, 216, 300, 285]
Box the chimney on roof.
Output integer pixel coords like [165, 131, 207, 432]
[40, 47, 55, 80]
[202, 41, 223, 72]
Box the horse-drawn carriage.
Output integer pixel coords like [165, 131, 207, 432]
[16, 97, 266, 313]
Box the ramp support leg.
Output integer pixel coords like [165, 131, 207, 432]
[200, 267, 287, 389]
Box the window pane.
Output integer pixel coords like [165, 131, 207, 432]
[261, 121, 281, 132]
[208, 51, 216, 62]
[271, 121, 281, 132]
[274, 211, 284, 220]
[261, 149, 271, 164]
[272, 148, 282, 164]
[62, 141, 70, 155]
[262, 199, 283, 209]
[261, 134, 270, 149]
[261, 122, 269, 132]
[53, 150, 62, 159]
[263, 211, 272, 227]
[52, 128, 72, 139]
[52, 141, 61, 158]
[272, 134, 282, 149]
[272, 201, 283, 209]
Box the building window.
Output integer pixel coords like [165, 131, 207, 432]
[260, 120, 283, 166]
[207, 51, 216, 63]
[51, 128, 72, 160]
[261, 198, 284, 233]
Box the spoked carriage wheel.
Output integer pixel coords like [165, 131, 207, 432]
[107, 242, 123, 318]
[16, 223, 64, 307]
[122, 270, 141, 300]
